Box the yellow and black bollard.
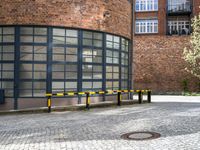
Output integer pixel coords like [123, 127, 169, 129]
[117, 91, 122, 106]
[138, 90, 143, 104]
[47, 96, 52, 113]
[86, 93, 90, 110]
[147, 90, 151, 103]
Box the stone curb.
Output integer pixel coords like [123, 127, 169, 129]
[0, 100, 150, 115]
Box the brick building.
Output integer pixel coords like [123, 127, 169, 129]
[133, 0, 200, 94]
[0, 0, 200, 111]
[0, 0, 132, 110]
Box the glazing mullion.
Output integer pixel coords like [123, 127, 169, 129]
[119, 37, 122, 90]
[14, 26, 20, 109]
[77, 30, 83, 104]
[47, 27, 52, 94]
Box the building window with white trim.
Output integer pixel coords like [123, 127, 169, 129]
[135, 20, 158, 34]
[168, 20, 191, 35]
[136, 0, 158, 11]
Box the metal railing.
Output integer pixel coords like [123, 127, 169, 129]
[45, 89, 152, 113]
[168, 4, 192, 14]
[167, 27, 191, 35]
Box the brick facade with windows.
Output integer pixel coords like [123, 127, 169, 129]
[0, 0, 132, 110]
[133, 0, 200, 93]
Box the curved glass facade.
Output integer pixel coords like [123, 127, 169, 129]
[0, 26, 130, 98]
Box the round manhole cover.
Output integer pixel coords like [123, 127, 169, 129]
[121, 131, 161, 141]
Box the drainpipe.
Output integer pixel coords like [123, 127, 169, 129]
[129, 0, 134, 99]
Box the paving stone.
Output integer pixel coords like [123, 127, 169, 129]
[0, 96, 200, 150]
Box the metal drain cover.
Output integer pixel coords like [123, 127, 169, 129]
[121, 131, 161, 141]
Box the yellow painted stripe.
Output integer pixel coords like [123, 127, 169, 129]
[123, 90, 129, 93]
[107, 92, 113, 94]
[78, 92, 85, 95]
[141, 90, 145, 93]
[46, 93, 52, 97]
[120, 94, 122, 101]
[117, 90, 121, 92]
[90, 92, 96, 95]
[48, 99, 51, 107]
[68, 93, 75, 96]
[130, 90, 134, 92]
[136, 90, 140, 93]
[57, 93, 64, 96]
[98, 91, 105, 94]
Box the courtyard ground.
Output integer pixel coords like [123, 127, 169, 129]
[0, 96, 200, 150]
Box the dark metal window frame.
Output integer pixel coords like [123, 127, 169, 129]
[0, 25, 131, 109]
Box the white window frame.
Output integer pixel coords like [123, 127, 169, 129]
[135, 0, 158, 12]
[168, 20, 190, 35]
[135, 20, 158, 34]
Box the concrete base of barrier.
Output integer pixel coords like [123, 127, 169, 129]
[0, 99, 150, 115]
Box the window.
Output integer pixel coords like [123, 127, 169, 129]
[168, 19, 191, 35]
[82, 31, 103, 91]
[121, 38, 129, 90]
[0, 27, 15, 97]
[168, 0, 191, 12]
[19, 27, 47, 97]
[0, 26, 131, 98]
[106, 34, 121, 90]
[83, 31, 103, 47]
[53, 29, 78, 45]
[52, 28, 78, 93]
[136, 0, 158, 11]
[135, 20, 158, 34]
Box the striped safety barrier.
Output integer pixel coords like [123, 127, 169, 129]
[45, 90, 152, 113]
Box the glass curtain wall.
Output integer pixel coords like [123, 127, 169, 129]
[0, 27, 15, 97]
[0, 26, 130, 98]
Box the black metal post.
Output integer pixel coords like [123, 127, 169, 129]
[138, 90, 143, 104]
[117, 92, 122, 106]
[147, 90, 151, 103]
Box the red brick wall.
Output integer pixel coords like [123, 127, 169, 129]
[133, 0, 167, 35]
[193, 0, 200, 16]
[133, 35, 199, 93]
[133, 0, 200, 93]
[0, 0, 132, 39]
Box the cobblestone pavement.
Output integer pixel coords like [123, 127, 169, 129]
[0, 96, 200, 150]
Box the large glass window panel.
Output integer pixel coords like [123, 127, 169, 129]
[65, 72, 77, 79]
[3, 35, 14, 42]
[53, 28, 65, 36]
[52, 82, 64, 92]
[65, 82, 77, 90]
[82, 82, 92, 89]
[20, 27, 33, 35]
[66, 30, 78, 37]
[1, 81, 14, 96]
[66, 47, 77, 55]
[3, 27, 14, 34]
[83, 31, 102, 47]
[53, 36, 65, 44]
[66, 55, 77, 62]
[34, 28, 47, 35]
[93, 82, 102, 89]
[66, 37, 78, 45]
[34, 36, 47, 43]
[106, 34, 120, 50]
